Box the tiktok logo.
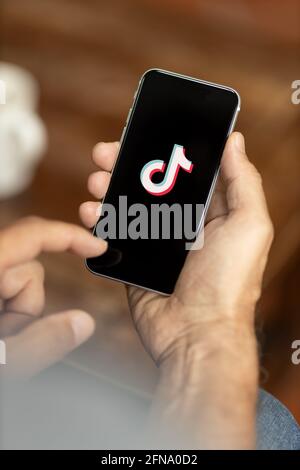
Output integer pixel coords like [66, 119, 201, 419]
[140, 144, 193, 196]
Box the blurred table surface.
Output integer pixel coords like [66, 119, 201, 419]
[1, 0, 300, 419]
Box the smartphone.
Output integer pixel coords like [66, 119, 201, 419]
[86, 69, 240, 295]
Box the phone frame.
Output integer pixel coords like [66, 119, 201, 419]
[86, 68, 241, 295]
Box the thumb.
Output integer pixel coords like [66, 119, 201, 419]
[2, 310, 95, 380]
[221, 132, 268, 216]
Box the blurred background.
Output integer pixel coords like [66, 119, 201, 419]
[0, 0, 300, 446]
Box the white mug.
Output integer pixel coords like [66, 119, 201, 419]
[0, 62, 47, 199]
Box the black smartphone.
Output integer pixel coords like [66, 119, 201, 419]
[86, 69, 240, 295]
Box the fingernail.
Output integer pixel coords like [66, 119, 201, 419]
[234, 133, 245, 153]
[71, 311, 95, 345]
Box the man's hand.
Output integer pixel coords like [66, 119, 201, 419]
[80, 133, 273, 364]
[79, 132, 274, 448]
[0, 217, 107, 379]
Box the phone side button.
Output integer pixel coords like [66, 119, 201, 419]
[120, 126, 126, 144]
[126, 107, 132, 125]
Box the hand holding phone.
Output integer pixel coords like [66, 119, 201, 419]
[86, 69, 240, 294]
[81, 130, 273, 365]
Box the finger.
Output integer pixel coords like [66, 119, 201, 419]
[0, 261, 45, 317]
[79, 201, 102, 228]
[0, 261, 45, 337]
[0, 217, 107, 273]
[221, 132, 269, 217]
[0, 312, 35, 337]
[2, 310, 95, 379]
[205, 176, 228, 224]
[87, 171, 111, 199]
[92, 142, 119, 171]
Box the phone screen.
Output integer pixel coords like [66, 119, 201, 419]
[87, 69, 240, 294]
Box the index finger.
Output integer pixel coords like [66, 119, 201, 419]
[0, 217, 107, 273]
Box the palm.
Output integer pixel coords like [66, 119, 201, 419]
[125, 183, 226, 356]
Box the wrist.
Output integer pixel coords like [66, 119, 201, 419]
[158, 314, 257, 374]
[151, 318, 258, 448]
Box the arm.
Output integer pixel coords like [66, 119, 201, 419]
[151, 318, 258, 449]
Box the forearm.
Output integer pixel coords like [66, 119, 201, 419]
[149, 317, 259, 449]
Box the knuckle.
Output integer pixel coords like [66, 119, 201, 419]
[28, 262, 46, 315]
[266, 218, 275, 243]
[30, 260, 45, 281]
[28, 295, 45, 317]
[249, 285, 262, 305]
[260, 214, 273, 236]
[242, 209, 274, 241]
[254, 215, 274, 243]
[248, 162, 263, 184]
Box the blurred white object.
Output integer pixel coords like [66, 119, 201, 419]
[0, 62, 47, 199]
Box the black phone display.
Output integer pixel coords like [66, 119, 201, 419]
[86, 69, 240, 295]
